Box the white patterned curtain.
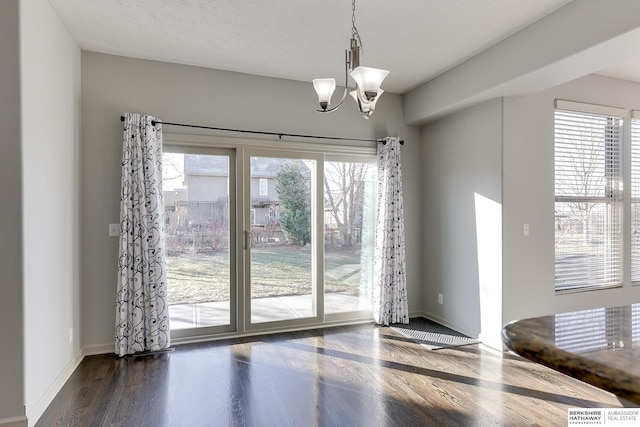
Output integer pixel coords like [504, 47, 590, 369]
[374, 137, 408, 325]
[116, 113, 170, 356]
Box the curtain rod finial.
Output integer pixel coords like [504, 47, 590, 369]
[379, 138, 404, 145]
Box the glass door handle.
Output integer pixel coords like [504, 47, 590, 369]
[245, 231, 253, 249]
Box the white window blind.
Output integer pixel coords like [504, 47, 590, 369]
[554, 106, 623, 292]
[631, 114, 640, 283]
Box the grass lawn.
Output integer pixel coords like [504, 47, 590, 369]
[167, 245, 362, 305]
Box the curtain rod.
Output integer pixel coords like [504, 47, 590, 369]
[119, 116, 403, 145]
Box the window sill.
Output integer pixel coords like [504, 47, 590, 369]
[555, 283, 622, 295]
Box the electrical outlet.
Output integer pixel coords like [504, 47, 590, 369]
[109, 223, 120, 237]
[438, 293, 443, 305]
[69, 328, 73, 344]
[523, 223, 530, 236]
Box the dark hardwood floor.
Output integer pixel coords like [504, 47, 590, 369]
[36, 322, 622, 427]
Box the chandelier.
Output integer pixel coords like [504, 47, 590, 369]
[312, 0, 390, 119]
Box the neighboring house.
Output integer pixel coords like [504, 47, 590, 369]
[163, 188, 187, 230]
[169, 154, 366, 246]
[167, 155, 311, 228]
[167, 155, 229, 230]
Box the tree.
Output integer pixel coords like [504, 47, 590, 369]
[276, 163, 311, 245]
[324, 162, 372, 247]
[555, 113, 622, 246]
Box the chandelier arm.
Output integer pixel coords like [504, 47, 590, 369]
[317, 49, 352, 113]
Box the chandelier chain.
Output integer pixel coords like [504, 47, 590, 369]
[351, 0, 363, 55]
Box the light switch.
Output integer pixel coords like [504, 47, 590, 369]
[109, 224, 120, 237]
[523, 223, 530, 236]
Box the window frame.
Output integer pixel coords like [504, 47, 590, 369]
[554, 99, 625, 294]
[630, 111, 640, 284]
[162, 132, 378, 338]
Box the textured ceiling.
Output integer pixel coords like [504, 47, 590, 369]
[50, 0, 575, 94]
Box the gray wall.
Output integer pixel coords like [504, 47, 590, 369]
[420, 75, 640, 347]
[0, 1, 80, 424]
[0, 0, 25, 423]
[420, 99, 503, 346]
[21, 0, 81, 420]
[80, 52, 422, 349]
[502, 74, 640, 324]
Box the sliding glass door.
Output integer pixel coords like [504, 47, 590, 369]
[163, 138, 376, 338]
[323, 157, 377, 318]
[163, 147, 236, 336]
[244, 150, 323, 328]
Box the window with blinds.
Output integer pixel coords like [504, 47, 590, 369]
[554, 100, 623, 293]
[631, 114, 640, 283]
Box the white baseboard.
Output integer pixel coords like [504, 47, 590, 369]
[26, 343, 115, 426]
[0, 416, 28, 427]
[26, 350, 84, 427]
[408, 310, 427, 320]
[83, 343, 114, 356]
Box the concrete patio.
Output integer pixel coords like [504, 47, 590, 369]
[169, 292, 367, 329]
